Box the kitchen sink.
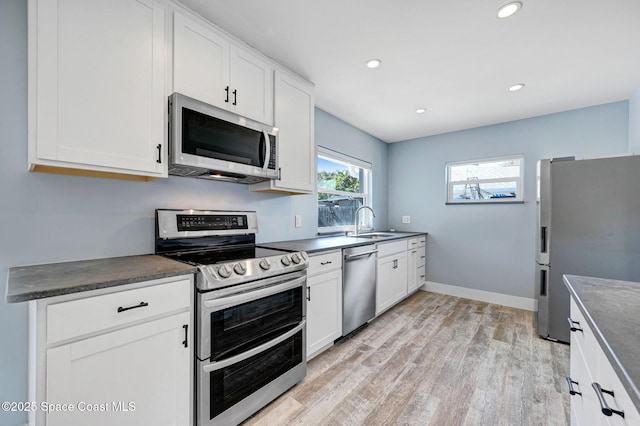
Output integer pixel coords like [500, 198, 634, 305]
[349, 232, 396, 239]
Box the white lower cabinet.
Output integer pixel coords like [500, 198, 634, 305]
[407, 236, 426, 294]
[568, 298, 640, 425]
[407, 240, 418, 293]
[29, 276, 193, 426]
[306, 250, 342, 360]
[407, 235, 427, 294]
[417, 235, 427, 288]
[376, 240, 408, 316]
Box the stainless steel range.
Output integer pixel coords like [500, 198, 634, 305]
[155, 209, 308, 426]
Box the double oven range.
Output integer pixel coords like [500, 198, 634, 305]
[155, 209, 308, 425]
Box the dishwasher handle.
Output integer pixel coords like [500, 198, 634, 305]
[344, 249, 378, 260]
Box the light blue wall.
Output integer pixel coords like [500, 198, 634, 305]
[0, 2, 387, 423]
[388, 102, 630, 300]
[629, 88, 640, 153]
[315, 109, 389, 230]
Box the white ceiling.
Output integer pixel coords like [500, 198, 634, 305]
[177, 0, 640, 143]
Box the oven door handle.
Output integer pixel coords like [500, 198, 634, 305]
[202, 275, 305, 311]
[202, 320, 306, 373]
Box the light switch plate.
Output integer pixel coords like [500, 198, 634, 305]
[295, 215, 302, 228]
[402, 216, 411, 224]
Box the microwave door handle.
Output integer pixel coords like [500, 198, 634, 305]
[262, 130, 271, 173]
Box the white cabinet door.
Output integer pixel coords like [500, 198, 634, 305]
[173, 13, 273, 125]
[376, 253, 408, 315]
[46, 311, 190, 426]
[251, 70, 315, 194]
[306, 269, 342, 360]
[229, 46, 273, 125]
[30, 0, 167, 179]
[407, 246, 418, 293]
[173, 12, 230, 111]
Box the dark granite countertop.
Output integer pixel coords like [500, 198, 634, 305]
[563, 274, 640, 412]
[258, 232, 427, 254]
[6, 255, 197, 303]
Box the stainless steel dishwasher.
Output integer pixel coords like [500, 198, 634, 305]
[342, 244, 378, 336]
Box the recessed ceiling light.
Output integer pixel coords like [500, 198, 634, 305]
[415, 108, 427, 114]
[508, 83, 525, 92]
[497, 2, 522, 18]
[366, 59, 382, 69]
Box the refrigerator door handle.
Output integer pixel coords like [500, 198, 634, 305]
[540, 226, 548, 254]
[539, 267, 547, 296]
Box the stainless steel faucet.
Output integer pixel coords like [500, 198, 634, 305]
[354, 205, 376, 236]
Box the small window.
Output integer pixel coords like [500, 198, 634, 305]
[317, 147, 372, 232]
[446, 155, 524, 204]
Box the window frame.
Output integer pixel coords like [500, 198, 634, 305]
[317, 147, 372, 233]
[445, 154, 524, 204]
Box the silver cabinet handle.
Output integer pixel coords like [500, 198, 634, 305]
[592, 382, 625, 418]
[566, 377, 581, 396]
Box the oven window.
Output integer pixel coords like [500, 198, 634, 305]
[210, 287, 303, 361]
[209, 330, 303, 419]
[182, 107, 266, 168]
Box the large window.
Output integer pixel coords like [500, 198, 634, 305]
[446, 154, 524, 204]
[317, 147, 372, 232]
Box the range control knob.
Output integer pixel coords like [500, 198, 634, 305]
[291, 253, 301, 264]
[300, 252, 307, 261]
[233, 263, 247, 275]
[280, 256, 291, 266]
[217, 264, 232, 278]
[259, 258, 271, 270]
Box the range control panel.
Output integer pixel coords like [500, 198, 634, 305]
[156, 209, 258, 240]
[177, 214, 247, 231]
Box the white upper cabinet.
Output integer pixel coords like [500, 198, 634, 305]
[28, 0, 168, 180]
[173, 13, 229, 111]
[251, 70, 315, 194]
[229, 46, 274, 125]
[173, 12, 273, 125]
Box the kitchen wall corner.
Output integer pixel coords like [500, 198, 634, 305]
[629, 87, 640, 154]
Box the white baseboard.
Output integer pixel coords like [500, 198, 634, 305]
[421, 281, 537, 311]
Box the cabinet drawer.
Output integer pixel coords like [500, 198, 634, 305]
[418, 235, 426, 247]
[417, 265, 426, 284]
[407, 238, 419, 250]
[417, 246, 426, 267]
[569, 298, 598, 371]
[377, 239, 408, 258]
[308, 250, 342, 276]
[47, 278, 191, 344]
[593, 348, 640, 426]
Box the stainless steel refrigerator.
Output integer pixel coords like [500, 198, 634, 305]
[535, 155, 640, 343]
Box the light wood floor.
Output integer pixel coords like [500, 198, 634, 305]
[244, 290, 570, 426]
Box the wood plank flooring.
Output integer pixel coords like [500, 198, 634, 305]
[244, 291, 570, 426]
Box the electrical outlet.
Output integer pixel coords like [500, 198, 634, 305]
[402, 216, 411, 224]
[295, 215, 302, 228]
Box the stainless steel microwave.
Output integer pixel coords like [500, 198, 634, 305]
[168, 93, 278, 184]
